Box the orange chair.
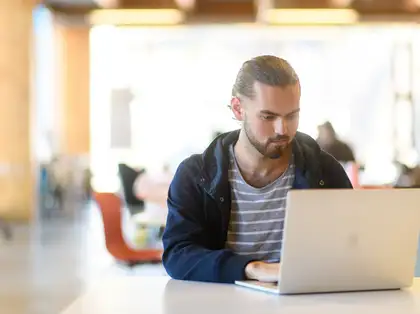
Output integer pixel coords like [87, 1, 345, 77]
[360, 185, 392, 189]
[93, 192, 162, 266]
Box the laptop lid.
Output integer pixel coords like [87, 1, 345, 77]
[278, 189, 420, 294]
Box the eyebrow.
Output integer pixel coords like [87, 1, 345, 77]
[260, 108, 300, 117]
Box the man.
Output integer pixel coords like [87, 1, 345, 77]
[317, 121, 356, 163]
[162, 55, 352, 284]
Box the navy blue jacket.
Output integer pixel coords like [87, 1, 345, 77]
[162, 130, 353, 284]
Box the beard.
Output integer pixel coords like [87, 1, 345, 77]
[243, 119, 291, 159]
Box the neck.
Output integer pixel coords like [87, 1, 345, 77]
[234, 129, 291, 175]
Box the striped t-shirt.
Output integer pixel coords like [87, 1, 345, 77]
[226, 145, 295, 261]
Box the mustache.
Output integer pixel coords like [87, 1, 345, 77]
[269, 135, 290, 142]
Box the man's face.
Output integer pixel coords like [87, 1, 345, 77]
[232, 81, 301, 159]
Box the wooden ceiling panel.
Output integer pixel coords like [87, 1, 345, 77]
[112, 0, 179, 9]
[352, 0, 420, 14]
[272, 0, 339, 9]
[45, 0, 181, 12]
[271, 0, 420, 14]
[192, 0, 255, 16]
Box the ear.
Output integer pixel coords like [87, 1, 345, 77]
[230, 97, 245, 121]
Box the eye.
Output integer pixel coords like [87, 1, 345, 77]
[286, 113, 299, 120]
[261, 115, 275, 121]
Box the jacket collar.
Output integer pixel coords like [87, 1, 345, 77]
[199, 129, 322, 197]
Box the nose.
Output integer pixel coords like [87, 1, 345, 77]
[274, 118, 287, 135]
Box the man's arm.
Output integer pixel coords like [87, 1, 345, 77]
[162, 158, 255, 283]
[320, 151, 353, 189]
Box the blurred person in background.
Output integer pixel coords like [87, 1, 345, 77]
[316, 121, 356, 163]
[212, 130, 223, 140]
[83, 168, 92, 200]
[47, 155, 67, 210]
[134, 163, 173, 209]
[0, 219, 12, 240]
[394, 162, 420, 188]
[162, 55, 352, 284]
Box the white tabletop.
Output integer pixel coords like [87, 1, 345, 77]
[61, 276, 420, 314]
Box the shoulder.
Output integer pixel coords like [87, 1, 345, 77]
[172, 154, 203, 184]
[294, 132, 352, 189]
[342, 141, 355, 156]
[319, 150, 353, 188]
[169, 153, 209, 200]
[319, 150, 342, 170]
[167, 154, 207, 213]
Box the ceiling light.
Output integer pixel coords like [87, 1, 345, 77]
[261, 8, 359, 25]
[88, 9, 185, 26]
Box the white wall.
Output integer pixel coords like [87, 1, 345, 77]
[90, 24, 420, 190]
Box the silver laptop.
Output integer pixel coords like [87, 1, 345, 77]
[235, 189, 420, 294]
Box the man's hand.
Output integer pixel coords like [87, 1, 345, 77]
[244, 261, 280, 282]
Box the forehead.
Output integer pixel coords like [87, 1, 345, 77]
[251, 81, 300, 112]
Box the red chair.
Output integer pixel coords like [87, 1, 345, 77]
[93, 192, 162, 265]
[360, 185, 392, 189]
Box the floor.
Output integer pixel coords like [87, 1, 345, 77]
[0, 201, 166, 314]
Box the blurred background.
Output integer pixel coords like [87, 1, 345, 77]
[1, 0, 420, 313]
